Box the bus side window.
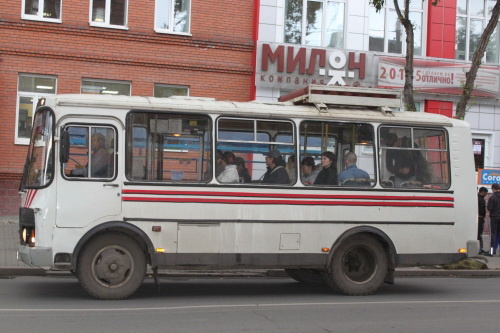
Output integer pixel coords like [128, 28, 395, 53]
[379, 126, 449, 189]
[63, 125, 116, 180]
[126, 113, 211, 183]
[216, 118, 296, 185]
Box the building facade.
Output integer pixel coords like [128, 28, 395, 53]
[1, 0, 499, 215]
[256, 0, 500, 180]
[0, 0, 256, 214]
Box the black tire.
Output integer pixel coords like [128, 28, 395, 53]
[284, 269, 325, 285]
[322, 234, 387, 296]
[76, 233, 147, 300]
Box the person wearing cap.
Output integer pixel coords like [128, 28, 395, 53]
[262, 149, 290, 184]
[314, 151, 338, 185]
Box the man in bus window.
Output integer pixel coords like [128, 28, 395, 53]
[338, 152, 370, 186]
[262, 149, 290, 184]
[90, 133, 111, 178]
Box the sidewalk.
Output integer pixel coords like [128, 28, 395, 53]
[2, 215, 500, 278]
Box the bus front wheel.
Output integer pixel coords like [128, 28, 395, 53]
[76, 233, 147, 300]
[322, 234, 387, 296]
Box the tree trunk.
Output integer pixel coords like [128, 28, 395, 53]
[456, 0, 500, 119]
[394, 0, 416, 111]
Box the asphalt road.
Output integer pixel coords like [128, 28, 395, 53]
[0, 275, 499, 333]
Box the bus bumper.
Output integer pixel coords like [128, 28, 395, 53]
[18, 245, 52, 268]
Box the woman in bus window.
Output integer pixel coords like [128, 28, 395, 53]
[314, 151, 338, 185]
[301, 156, 319, 185]
[216, 151, 239, 183]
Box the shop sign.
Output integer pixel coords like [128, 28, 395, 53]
[378, 56, 500, 98]
[478, 169, 500, 185]
[256, 42, 377, 89]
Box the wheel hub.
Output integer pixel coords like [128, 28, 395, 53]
[92, 246, 134, 288]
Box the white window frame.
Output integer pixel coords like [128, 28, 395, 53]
[457, 0, 500, 63]
[154, 0, 192, 35]
[81, 78, 131, 95]
[368, 0, 426, 57]
[89, 0, 129, 30]
[21, 0, 62, 23]
[283, 0, 346, 48]
[16, 74, 57, 145]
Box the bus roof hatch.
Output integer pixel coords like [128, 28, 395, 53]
[278, 85, 402, 111]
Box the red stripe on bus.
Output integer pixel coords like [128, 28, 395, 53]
[122, 196, 454, 207]
[121, 189, 454, 202]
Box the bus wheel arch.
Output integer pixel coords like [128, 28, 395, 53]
[322, 227, 397, 295]
[72, 221, 156, 271]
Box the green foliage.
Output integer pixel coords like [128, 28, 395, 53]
[441, 259, 487, 270]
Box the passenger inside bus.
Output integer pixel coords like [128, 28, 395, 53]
[301, 156, 319, 185]
[216, 151, 239, 183]
[314, 151, 338, 185]
[382, 131, 430, 187]
[338, 152, 370, 186]
[235, 157, 252, 183]
[70, 133, 112, 178]
[262, 149, 290, 184]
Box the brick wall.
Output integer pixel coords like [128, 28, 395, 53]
[0, 0, 256, 214]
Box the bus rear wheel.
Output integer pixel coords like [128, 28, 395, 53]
[322, 234, 387, 296]
[77, 233, 146, 300]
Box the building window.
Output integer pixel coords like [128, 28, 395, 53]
[81, 79, 131, 95]
[457, 1, 500, 63]
[22, 0, 61, 22]
[154, 84, 189, 98]
[284, 0, 345, 48]
[90, 0, 127, 28]
[368, 1, 423, 56]
[16, 75, 57, 143]
[155, 0, 190, 33]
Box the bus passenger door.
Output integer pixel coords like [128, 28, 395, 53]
[57, 120, 122, 228]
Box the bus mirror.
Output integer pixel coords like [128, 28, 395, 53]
[60, 130, 70, 163]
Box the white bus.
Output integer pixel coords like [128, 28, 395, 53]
[18, 86, 477, 299]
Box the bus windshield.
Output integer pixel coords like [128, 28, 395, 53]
[22, 108, 54, 188]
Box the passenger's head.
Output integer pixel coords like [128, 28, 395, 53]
[320, 151, 335, 168]
[344, 152, 357, 166]
[382, 132, 398, 147]
[301, 156, 316, 175]
[492, 184, 500, 192]
[91, 133, 106, 151]
[222, 151, 236, 165]
[264, 149, 283, 168]
[288, 154, 296, 168]
[479, 186, 488, 197]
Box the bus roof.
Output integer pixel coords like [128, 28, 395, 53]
[47, 93, 464, 128]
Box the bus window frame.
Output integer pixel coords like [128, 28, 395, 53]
[20, 106, 56, 190]
[216, 116, 296, 146]
[125, 110, 213, 184]
[298, 119, 376, 188]
[60, 123, 119, 182]
[377, 125, 451, 190]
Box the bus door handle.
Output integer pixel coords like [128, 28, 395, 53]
[103, 183, 119, 188]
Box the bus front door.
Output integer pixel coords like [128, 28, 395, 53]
[56, 120, 122, 228]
